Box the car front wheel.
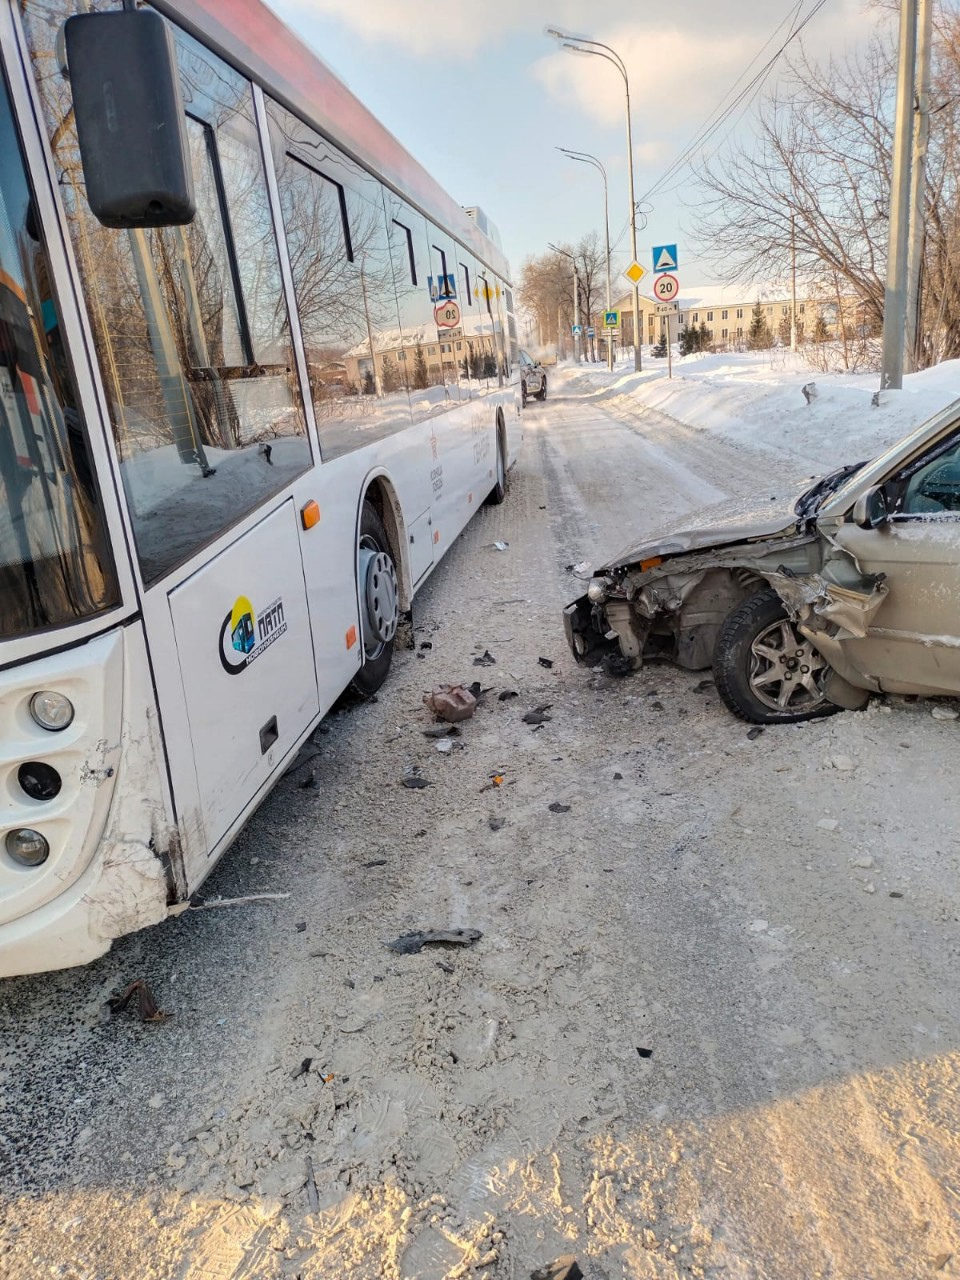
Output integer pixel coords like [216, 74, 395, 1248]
[713, 588, 839, 724]
[537, 378, 547, 401]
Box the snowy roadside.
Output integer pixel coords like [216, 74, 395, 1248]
[553, 348, 960, 474]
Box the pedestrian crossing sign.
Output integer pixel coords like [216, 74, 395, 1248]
[653, 244, 678, 272]
[604, 310, 619, 328]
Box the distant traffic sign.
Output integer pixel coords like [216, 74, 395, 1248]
[623, 261, 646, 285]
[603, 310, 620, 328]
[586, 326, 595, 337]
[655, 302, 679, 314]
[652, 244, 678, 273]
[571, 323, 583, 336]
[652, 273, 679, 303]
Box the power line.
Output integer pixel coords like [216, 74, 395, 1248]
[606, 0, 828, 255]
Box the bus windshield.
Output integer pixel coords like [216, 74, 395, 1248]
[0, 66, 118, 638]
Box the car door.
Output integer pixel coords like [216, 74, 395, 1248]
[827, 429, 960, 694]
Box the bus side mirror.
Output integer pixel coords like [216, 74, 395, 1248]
[852, 485, 889, 529]
[64, 9, 195, 228]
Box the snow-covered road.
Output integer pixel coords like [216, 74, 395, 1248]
[2, 375, 959, 1280]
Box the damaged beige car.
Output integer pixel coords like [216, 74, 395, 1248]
[564, 398, 960, 723]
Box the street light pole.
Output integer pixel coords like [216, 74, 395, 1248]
[557, 147, 613, 369]
[547, 28, 641, 371]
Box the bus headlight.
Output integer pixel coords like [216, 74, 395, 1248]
[6, 828, 50, 867]
[587, 576, 611, 604]
[30, 690, 74, 731]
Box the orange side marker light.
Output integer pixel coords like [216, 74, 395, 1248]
[433, 529, 440, 544]
[301, 500, 321, 530]
[345, 625, 358, 650]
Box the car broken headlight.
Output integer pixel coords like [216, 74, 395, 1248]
[587, 576, 612, 603]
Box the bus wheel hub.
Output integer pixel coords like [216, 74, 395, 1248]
[360, 543, 398, 647]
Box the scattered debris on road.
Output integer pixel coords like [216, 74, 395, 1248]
[747, 727, 764, 740]
[492, 540, 510, 551]
[499, 690, 519, 701]
[531, 1257, 584, 1280]
[184, 892, 291, 912]
[473, 650, 497, 666]
[548, 802, 571, 814]
[424, 685, 477, 722]
[523, 705, 553, 725]
[402, 775, 431, 790]
[385, 928, 482, 955]
[636, 1047, 653, 1059]
[106, 979, 171, 1024]
[538, 657, 554, 668]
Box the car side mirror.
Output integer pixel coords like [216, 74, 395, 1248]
[852, 485, 889, 529]
[65, 9, 195, 228]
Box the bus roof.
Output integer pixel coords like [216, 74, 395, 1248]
[153, 0, 511, 283]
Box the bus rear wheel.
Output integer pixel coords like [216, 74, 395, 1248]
[352, 501, 399, 696]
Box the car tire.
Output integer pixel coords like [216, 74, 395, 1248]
[352, 501, 399, 697]
[713, 588, 840, 724]
[521, 382, 528, 408]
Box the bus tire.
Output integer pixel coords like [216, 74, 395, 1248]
[352, 500, 398, 697]
[486, 419, 507, 506]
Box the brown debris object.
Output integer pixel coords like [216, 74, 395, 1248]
[107, 979, 171, 1023]
[423, 684, 478, 723]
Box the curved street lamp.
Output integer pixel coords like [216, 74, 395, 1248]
[557, 146, 613, 369]
[546, 27, 641, 369]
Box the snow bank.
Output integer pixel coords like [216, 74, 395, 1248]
[556, 350, 960, 474]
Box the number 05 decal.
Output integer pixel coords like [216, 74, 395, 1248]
[652, 273, 679, 302]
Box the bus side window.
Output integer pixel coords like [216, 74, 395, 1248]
[267, 99, 412, 458]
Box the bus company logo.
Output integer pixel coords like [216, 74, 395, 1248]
[219, 593, 287, 675]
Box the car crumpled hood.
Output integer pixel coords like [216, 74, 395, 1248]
[601, 481, 810, 572]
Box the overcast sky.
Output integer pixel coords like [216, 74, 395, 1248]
[271, 0, 884, 290]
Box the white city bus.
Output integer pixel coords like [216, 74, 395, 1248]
[0, 0, 520, 975]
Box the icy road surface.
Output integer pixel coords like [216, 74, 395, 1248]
[2, 377, 959, 1280]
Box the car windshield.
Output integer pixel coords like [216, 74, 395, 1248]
[0, 64, 118, 638]
[795, 461, 867, 520]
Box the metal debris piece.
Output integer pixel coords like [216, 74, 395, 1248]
[538, 657, 554, 668]
[385, 928, 482, 955]
[424, 685, 477, 723]
[305, 1154, 320, 1214]
[107, 979, 171, 1024]
[530, 1258, 583, 1280]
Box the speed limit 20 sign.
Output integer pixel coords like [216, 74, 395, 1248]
[652, 273, 679, 303]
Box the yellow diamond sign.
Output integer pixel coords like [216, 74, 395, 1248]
[624, 261, 646, 284]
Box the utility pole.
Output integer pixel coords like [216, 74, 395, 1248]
[905, 0, 933, 371]
[880, 0, 919, 391]
[790, 214, 798, 352]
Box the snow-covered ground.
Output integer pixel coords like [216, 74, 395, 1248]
[556, 348, 960, 476]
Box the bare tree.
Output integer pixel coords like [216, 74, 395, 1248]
[691, 3, 960, 368]
[517, 234, 608, 356]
